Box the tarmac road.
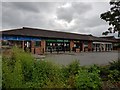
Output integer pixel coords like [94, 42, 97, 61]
[44, 51, 119, 66]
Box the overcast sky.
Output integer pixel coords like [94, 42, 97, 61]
[1, 1, 118, 37]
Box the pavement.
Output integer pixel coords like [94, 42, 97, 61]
[33, 51, 119, 66]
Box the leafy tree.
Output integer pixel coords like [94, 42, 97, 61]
[100, 0, 120, 37]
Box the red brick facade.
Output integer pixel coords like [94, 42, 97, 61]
[88, 41, 92, 51]
[35, 47, 41, 55]
[70, 40, 74, 51]
[41, 40, 46, 54]
[30, 41, 34, 54]
[22, 41, 24, 50]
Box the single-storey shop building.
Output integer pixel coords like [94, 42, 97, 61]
[1, 27, 119, 54]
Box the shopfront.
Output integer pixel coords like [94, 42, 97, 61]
[46, 39, 70, 52]
[1, 35, 41, 53]
[93, 42, 113, 52]
[1, 27, 117, 54]
[73, 40, 83, 52]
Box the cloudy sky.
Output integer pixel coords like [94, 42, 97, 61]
[1, 0, 118, 37]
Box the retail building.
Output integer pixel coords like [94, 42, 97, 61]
[1, 27, 119, 54]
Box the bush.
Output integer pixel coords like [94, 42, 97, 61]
[109, 60, 120, 71]
[32, 60, 66, 88]
[61, 60, 80, 88]
[4, 47, 116, 89]
[108, 70, 120, 82]
[96, 65, 109, 81]
[75, 65, 102, 89]
[2, 58, 24, 88]
[2, 47, 34, 88]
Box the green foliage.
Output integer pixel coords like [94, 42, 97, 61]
[11, 59, 23, 88]
[3, 47, 120, 89]
[2, 47, 34, 88]
[100, 0, 120, 36]
[12, 47, 34, 82]
[2, 47, 66, 88]
[108, 60, 120, 82]
[109, 60, 120, 71]
[2, 60, 12, 88]
[97, 65, 110, 81]
[2, 59, 23, 88]
[61, 60, 80, 88]
[67, 60, 80, 76]
[0, 56, 2, 88]
[32, 60, 65, 88]
[62, 60, 80, 78]
[108, 70, 120, 82]
[75, 65, 102, 89]
[98, 60, 120, 82]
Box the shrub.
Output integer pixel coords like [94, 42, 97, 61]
[107, 60, 120, 82]
[2, 58, 24, 88]
[4, 47, 118, 88]
[109, 60, 120, 71]
[2, 47, 34, 88]
[61, 60, 80, 88]
[32, 60, 65, 88]
[62, 60, 80, 78]
[108, 70, 120, 82]
[75, 65, 102, 89]
[67, 60, 80, 76]
[96, 65, 110, 81]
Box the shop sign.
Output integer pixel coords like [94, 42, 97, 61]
[2, 36, 41, 41]
[57, 40, 63, 42]
[46, 40, 56, 42]
[64, 40, 69, 42]
[46, 39, 69, 42]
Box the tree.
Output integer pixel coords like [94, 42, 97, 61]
[100, 0, 120, 37]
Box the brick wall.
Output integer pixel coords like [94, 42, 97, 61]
[22, 41, 24, 50]
[41, 40, 46, 54]
[70, 40, 74, 51]
[31, 41, 34, 54]
[88, 41, 92, 51]
[35, 47, 41, 55]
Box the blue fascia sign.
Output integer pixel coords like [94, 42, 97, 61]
[1, 35, 41, 41]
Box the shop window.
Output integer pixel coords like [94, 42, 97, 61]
[35, 41, 41, 47]
[47, 43, 50, 46]
[84, 41, 88, 45]
[50, 43, 52, 46]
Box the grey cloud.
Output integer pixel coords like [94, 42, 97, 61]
[88, 25, 109, 36]
[10, 2, 40, 12]
[2, 2, 60, 13]
[56, 2, 92, 23]
[2, 2, 60, 29]
[72, 2, 92, 15]
[85, 16, 107, 28]
[56, 6, 74, 22]
[2, 2, 111, 37]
